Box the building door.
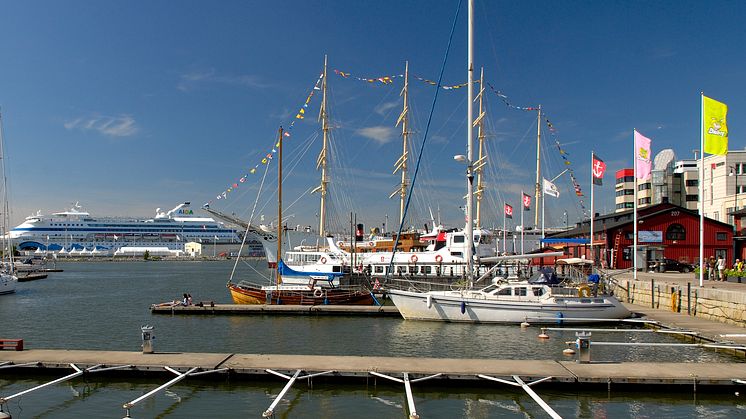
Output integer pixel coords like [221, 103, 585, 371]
[715, 248, 728, 263]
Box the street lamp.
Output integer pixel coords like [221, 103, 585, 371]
[730, 165, 742, 211]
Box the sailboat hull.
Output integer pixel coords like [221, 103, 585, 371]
[388, 289, 630, 324]
[227, 282, 375, 306]
[0, 273, 17, 295]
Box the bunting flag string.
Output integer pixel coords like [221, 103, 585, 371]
[333, 68, 478, 90]
[204, 73, 324, 207]
[484, 82, 538, 111]
[546, 117, 587, 211]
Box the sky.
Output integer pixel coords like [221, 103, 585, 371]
[1, 0, 745, 232]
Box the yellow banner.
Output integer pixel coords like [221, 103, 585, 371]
[703, 95, 728, 155]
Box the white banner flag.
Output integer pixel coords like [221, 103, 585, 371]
[543, 178, 560, 198]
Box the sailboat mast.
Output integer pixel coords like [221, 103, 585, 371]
[465, 0, 475, 282]
[276, 126, 284, 284]
[534, 105, 542, 229]
[474, 67, 486, 229]
[391, 61, 410, 226]
[0, 109, 12, 272]
[316, 55, 330, 237]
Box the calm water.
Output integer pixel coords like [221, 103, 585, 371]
[0, 261, 744, 418]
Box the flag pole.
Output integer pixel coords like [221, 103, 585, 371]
[633, 130, 638, 280]
[541, 185, 545, 240]
[520, 191, 525, 254]
[699, 92, 705, 287]
[503, 205, 507, 255]
[590, 151, 595, 264]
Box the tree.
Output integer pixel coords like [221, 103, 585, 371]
[143, 250, 150, 260]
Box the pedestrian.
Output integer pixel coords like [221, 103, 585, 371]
[187, 293, 193, 305]
[717, 256, 726, 281]
[708, 257, 717, 281]
[182, 293, 189, 306]
[738, 259, 744, 272]
[587, 272, 600, 297]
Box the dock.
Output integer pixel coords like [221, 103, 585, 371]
[2, 349, 746, 387]
[150, 303, 401, 317]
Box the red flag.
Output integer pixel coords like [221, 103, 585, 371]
[522, 193, 531, 211]
[592, 154, 606, 185]
[504, 204, 513, 219]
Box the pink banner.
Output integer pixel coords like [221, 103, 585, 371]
[634, 130, 652, 180]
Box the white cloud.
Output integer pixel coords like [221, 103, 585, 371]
[178, 68, 269, 91]
[374, 101, 399, 116]
[64, 114, 138, 137]
[356, 126, 397, 145]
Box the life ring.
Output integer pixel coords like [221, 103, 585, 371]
[410, 254, 418, 263]
[435, 255, 443, 263]
[313, 288, 323, 298]
[577, 285, 591, 298]
[320, 257, 327, 264]
[368, 241, 374, 247]
[337, 241, 344, 247]
[670, 292, 678, 312]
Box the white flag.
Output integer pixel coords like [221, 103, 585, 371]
[543, 178, 560, 198]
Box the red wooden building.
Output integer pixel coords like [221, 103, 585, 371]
[546, 203, 734, 269]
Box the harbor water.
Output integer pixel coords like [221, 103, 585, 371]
[1, 261, 744, 417]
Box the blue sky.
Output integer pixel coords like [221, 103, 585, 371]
[1, 1, 744, 232]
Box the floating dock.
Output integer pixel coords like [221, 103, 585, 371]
[150, 303, 401, 317]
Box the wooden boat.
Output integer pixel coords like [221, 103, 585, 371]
[227, 281, 375, 305]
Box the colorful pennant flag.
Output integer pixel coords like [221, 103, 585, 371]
[703, 95, 728, 155]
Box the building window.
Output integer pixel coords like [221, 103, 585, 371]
[716, 232, 727, 241]
[685, 180, 698, 187]
[638, 197, 651, 205]
[685, 194, 698, 202]
[638, 183, 651, 191]
[666, 223, 686, 241]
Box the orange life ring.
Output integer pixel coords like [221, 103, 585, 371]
[320, 257, 327, 264]
[410, 254, 418, 263]
[435, 254, 443, 263]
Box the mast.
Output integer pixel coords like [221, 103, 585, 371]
[534, 106, 542, 228]
[465, 0, 475, 283]
[0, 109, 12, 272]
[390, 61, 410, 226]
[474, 67, 487, 229]
[314, 55, 330, 237]
[276, 126, 284, 285]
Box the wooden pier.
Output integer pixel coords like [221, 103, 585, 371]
[150, 303, 401, 317]
[2, 349, 746, 387]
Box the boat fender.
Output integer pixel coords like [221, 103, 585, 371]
[460, 301, 466, 314]
[313, 288, 323, 298]
[426, 294, 432, 309]
[320, 257, 327, 264]
[577, 285, 591, 298]
[410, 254, 418, 263]
[670, 292, 678, 312]
[435, 255, 443, 263]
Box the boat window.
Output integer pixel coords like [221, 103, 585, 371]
[532, 287, 545, 296]
[408, 266, 417, 274]
[451, 252, 463, 257]
[423, 266, 431, 274]
[397, 266, 404, 274]
[482, 284, 498, 293]
[374, 266, 384, 273]
[473, 235, 479, 243]
[453, 235, 465, 243]
[332, 266, 341, 273]
[497, 288, 512, 296]
[516, 287, 528, 296]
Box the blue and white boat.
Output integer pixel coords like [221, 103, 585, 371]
[10, 202, 239, 253]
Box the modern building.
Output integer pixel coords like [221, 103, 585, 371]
[701, 150, 746, 224]
[547, 203, 734, 269]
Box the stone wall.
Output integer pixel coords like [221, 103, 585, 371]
[616, 279, 746, 327]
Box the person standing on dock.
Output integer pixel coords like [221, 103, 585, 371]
[708, 257, 717, 281]
[717, 256, 726, 281]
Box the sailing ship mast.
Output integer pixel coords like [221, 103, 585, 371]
[390, 61, 411, 226]
[474, 67, 487, 229]
[0, 109, 14, 273]
[534, 105, 542, 229]
[276, 126, 284, 286]
[313, 55, 330, 237]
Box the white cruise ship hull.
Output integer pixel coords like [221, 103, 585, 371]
[388, 289, 630, 324]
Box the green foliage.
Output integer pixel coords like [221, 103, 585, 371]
[143, 250, 150, 260]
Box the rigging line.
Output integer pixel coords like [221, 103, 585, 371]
[387, 0, 463, 281]
[229, 151, 272, 284]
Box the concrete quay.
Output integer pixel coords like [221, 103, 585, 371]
[2, 349, 746, 388]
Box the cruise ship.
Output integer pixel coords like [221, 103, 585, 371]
[10, 202, 239, 252]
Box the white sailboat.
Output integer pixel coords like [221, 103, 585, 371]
[0, 109, 18, 295]
[386, 1, 630, 323]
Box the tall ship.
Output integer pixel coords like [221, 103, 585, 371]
[10, 202, 239, 253]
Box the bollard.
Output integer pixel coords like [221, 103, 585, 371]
[575, 332, 591, 364]
[141, 325, 155, 354]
